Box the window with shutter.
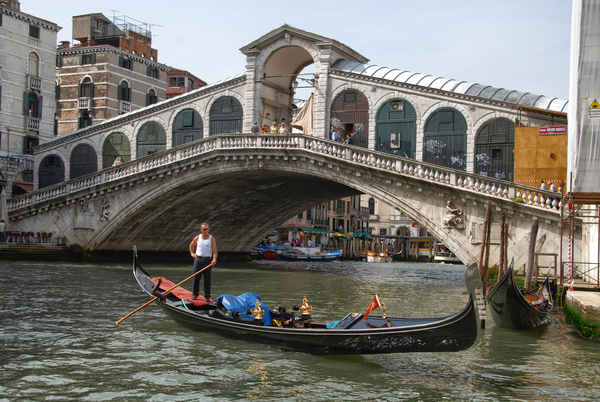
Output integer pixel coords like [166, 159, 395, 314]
[182, 110, 194, 127]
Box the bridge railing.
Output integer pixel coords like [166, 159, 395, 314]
[7, 133, 561, 213]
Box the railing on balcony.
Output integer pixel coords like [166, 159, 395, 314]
[119, 100, 131, 114]
[78, 97, 91, 110]
[26, 117, 41, 131]
[27, 75, 42, 91]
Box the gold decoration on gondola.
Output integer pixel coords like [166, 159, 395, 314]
[299, 297, 312, 315]
[381, 300, 387, 319]
[250, 300, 264, 320]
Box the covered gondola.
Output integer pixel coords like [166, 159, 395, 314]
[486, 263, 553, 330]
[132, 249, 483, 354]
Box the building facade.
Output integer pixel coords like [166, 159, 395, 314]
[166, 68, 206, 99]
[55, 13, 168, 137]
[0, 0, 60, 195]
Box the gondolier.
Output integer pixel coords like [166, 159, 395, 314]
[189, 223, 218, 301]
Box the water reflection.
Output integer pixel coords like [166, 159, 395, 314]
[0, 259, 599, 401]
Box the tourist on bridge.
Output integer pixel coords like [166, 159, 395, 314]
[261, 124, 269, 133]
[270, 121, 278, 133]
[278, 123, 288, 134]
[189, 223, 218, 302]
[251, 122, 260, 133]
[331, 129, 339, 141]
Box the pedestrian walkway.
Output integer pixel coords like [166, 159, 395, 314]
[566, 290, 600, 325]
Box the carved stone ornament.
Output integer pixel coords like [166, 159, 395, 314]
[284, 32, 291, 45]
[443, 201, 464, 229]
[99, 199, 111, 222]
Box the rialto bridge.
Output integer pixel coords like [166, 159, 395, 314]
[7, 133, 579, 270]
[5, 25, 577, 267]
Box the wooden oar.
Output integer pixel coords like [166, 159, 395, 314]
[115, 263, 213, 326]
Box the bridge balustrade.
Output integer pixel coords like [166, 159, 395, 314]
[7, 133, 562, 213]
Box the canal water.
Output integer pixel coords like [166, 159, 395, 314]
[1, 258, 599, 401]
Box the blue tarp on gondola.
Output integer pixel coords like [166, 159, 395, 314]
[214, 293, 272, 326]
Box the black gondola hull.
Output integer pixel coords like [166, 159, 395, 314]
[487, 266, 553, 330]
[132, 250, 483, 354]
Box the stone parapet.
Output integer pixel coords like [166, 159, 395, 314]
[567, 291, 600, 325]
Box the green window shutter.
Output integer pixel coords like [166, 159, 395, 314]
[23, 91, 28, 115]
[89, 83, 94, 98]
[118, 56, 123, 67]
[55, 84, 60, 100]
[182, 110, 194, 127]
[146, 93, 150, 106]
[80, 55, 84, 65]
[129, 60, 134, 71]
[38, 96, 43, 118]
[117, 85, 122, 100]
[128, 88, 131, 101]
[91, 54, 96, 64]
[147, 66, 151, 76]
[78, 83, 82, 98]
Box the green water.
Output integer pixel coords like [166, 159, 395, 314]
[0, 259, 598, 401]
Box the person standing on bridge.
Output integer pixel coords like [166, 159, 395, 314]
[251, 122, 260, 133]
[189, 223, 218, 302]
[278, 123, 288, 134]
[270, 121, 278, 133]
[331, 129, 339, 142]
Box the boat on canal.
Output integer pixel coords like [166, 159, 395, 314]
[132, 249, 483, 354]
[276, 247, 341, 262]
[486, 262, 554, 330]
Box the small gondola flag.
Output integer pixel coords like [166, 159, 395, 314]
[364, 295, 381, 320]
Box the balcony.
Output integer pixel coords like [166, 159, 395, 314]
[27, 75, 42, 91]
[78, 97, 91, 110]
[119, 100, 131, 114]
[27, 116, 41, 131]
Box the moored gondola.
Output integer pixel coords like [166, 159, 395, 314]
[486, 262, 553, 330]
[131, 249, 483, 354]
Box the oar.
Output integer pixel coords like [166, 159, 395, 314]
[115, 263, 213, 326]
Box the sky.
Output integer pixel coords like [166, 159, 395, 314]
[22, 0, 573, 100]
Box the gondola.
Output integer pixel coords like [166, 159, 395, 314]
[486, 263, 553, 330]
[132, 249, 483, 354]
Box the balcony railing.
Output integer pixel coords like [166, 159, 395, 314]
[27, 116, 41, 131]
[119, 100, 131, 114]
[27, 75, 42, 90]
[78, 97, 91, 110]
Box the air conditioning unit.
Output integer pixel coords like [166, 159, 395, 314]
[390, 100, 403, 111]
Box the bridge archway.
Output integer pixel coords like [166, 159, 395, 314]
[423, 107, 467, 170]
[172, 109, 203, 146]
[38, 155, 65, 189]
[136, 121, 166, 156]
[102, 132, 131, 168]
[474, 117, 515, 181]
[209, 96, 243, 135]
[70, 144, 97, 179]
[330, 89, 370, 147]
[375, 98, 417, 158]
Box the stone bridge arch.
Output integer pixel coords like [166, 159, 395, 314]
[7, 134, 578, 271]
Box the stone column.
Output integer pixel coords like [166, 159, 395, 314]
[314, 43, 333, 139]
[243, 50, 260, 133]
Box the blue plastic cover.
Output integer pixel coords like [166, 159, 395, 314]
[214, 293, 272, 326]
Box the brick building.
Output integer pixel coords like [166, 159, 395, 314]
[55, 13, 169, 136]
[166, 68, 206, 99]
